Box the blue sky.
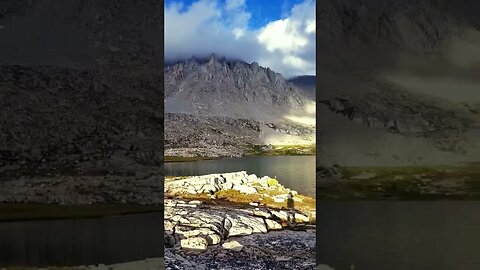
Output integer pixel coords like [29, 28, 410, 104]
[164, 0, 315, 78]
[165, 0, 306, 29]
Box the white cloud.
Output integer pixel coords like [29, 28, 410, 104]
[233, 28, 245, 39]
[283, 55, 308, 69]
[306, 20, 316, 34]
[258, 19, 309, 53]
[225, 0, 245, 10]
[164, 0, 316, 78]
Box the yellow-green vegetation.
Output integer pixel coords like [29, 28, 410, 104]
[216, 189, 316, 224]
[246, 144, 315, 156]
[215, 189, 263, 204]
[165, 156, 219, 162]
[318, 164, 480, 200]
[266, 177, 279, 187]
[168, 183, 316, 224]
[169, 192, 212, 201]
[0, 204, 163, 221]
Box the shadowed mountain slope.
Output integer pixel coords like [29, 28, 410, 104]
[317, 0, 480, 166]
[0, 0, 163, 178]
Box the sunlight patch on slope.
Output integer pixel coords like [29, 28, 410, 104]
[262, 101, 316, 145]
[283, 101, 316, 126]
[265, 134, 315, 145]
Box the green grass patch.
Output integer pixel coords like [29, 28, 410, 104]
[267, 177, 279, 187]
[246, 144, 316, 156]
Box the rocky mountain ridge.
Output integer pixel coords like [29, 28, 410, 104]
[165, 54, 312, 123]
[288, 75, 316, 99]
[165, 55, 315, 156]
[317, 0, 480, 166]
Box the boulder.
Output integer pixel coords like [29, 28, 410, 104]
[206, 234, 222, 245]
[175, 226, 215, 239]
[221, 181, 234, 190]
[265, 219, 282, 230]
[238, 215, 267, 234]
[258, 176, 270, 187]
[232, 185, 257, 194]
[271, 210, 289, 222]
[227, 222, 253, 236]
[247, 174, 258, 183]
[294, 213, 310, 223]
[200, 184, 218, 194]
[208, 175, 226, 185]
[180, 237, 208, 252]
[222, 171, 248, 185]
[222, 240, 243, 252]
[252, 209, 272, 219]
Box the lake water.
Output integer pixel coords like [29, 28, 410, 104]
[317, 201, 480, 270]
[2, 202, 479, 268]
[164, 155, 316, 197]
[0, 213, 163, 267]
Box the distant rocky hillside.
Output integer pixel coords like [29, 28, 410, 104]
[0, 0, 163, 179]
[288, 76, 315, 99]
[317, 0, 480, 166]
[165, 55, 315, 157]
[165, 54, 311, 122]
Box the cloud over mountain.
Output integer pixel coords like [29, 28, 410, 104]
[164, 0, 315, 78]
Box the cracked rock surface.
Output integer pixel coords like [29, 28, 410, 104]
[165, 172, 316, 269]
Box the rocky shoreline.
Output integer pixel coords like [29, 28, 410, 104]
[165, 171, 316, 269]
[317, 164, 480, 200]
[0, 172, 163, 205]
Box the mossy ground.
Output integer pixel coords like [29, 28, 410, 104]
[318, 164, 480, 200]
[165, 144, 315, 161]
[0, 204, 163, 221]
[246, 144, 315, 156]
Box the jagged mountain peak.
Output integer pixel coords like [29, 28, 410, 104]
[166, 55, 286, 83]
[164, 55, 312, 122]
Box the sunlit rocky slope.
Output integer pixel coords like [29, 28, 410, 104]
[165, 55, 316, 157]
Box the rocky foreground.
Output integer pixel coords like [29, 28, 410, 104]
[164, 172, 316, 269]
[1, 258, 165, 270]
[1, 259, 337, 270]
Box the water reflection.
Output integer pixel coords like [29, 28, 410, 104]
[164, 156, 316, 197]
[0, 213, 163, 267]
